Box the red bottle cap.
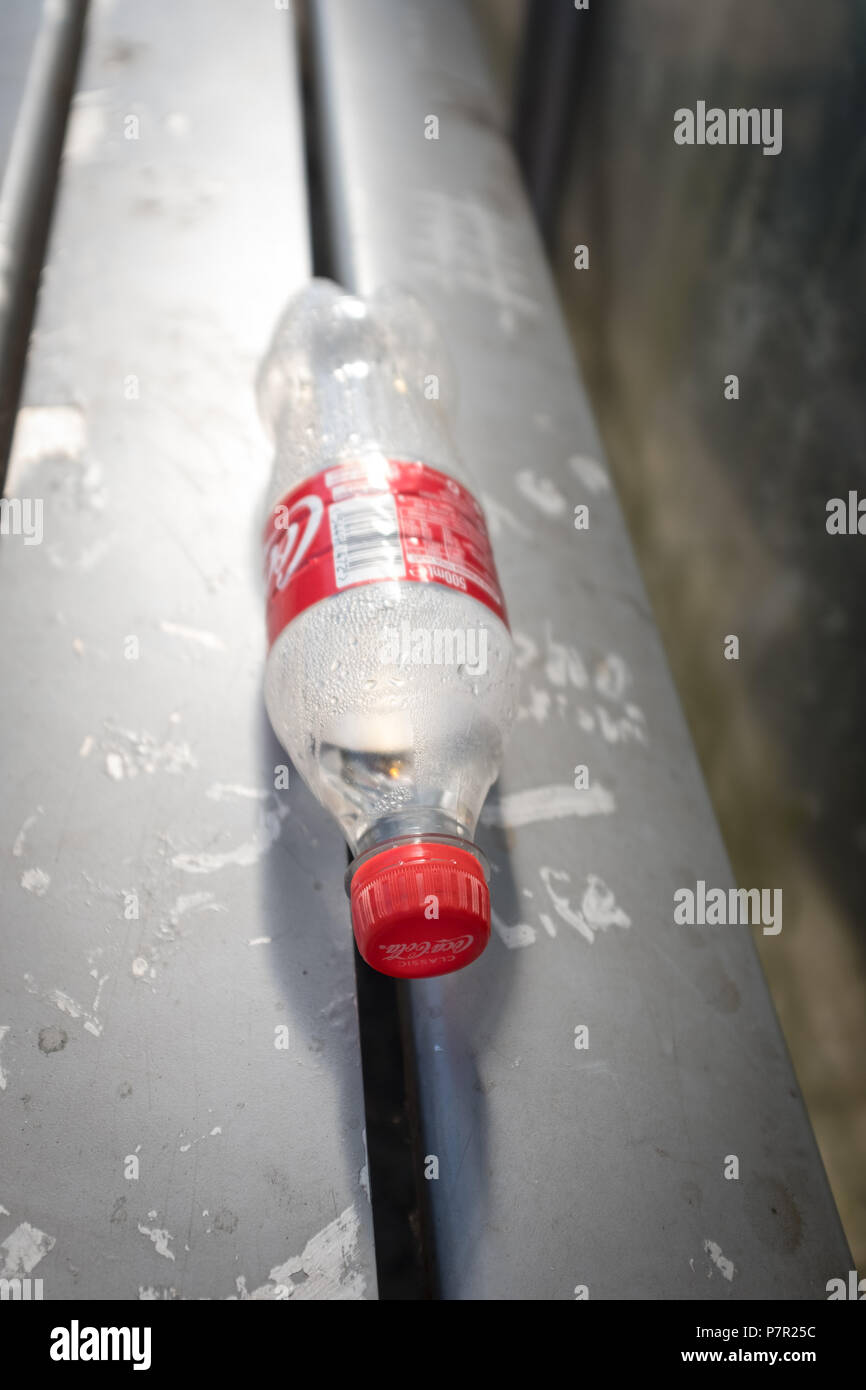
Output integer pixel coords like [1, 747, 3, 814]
[350, 841, 490, 979]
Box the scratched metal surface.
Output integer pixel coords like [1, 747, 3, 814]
[0, 0, 376, 1300]
[313, 0, 851, 1298]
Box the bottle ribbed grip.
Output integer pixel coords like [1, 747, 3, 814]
[353, 862, 488, 933]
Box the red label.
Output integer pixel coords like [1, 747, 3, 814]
[263, 458, 509, 647]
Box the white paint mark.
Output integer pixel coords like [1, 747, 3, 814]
[104, 726, 196, 778]
[21, 867, 50, 896]
[569, 454, 610, 493]
[244, 1203, 365, 1300]
[511, 631, 539, 672]
[515, 470, 567, 518]
[13, 808, 42, 858]
[539, 913, 557, 938]
[545, 624, 588, 689]
[248, 937, 271, 947]
[23, 973, 103, 1037]
[594, 653, 631, 702]
[595, 703, 647, 745]
[65, 90, 108, 162]
[206, 783, 269, 802]
[703, 1238, 735, 1281]
[516, 686, 551, 724]
[480, 783, 615, 831]
[172, 802, 289, 874]
[160, 620, 225, 652]
[541, 867, 594, 945]
[0, 1205, 10, 1216]
[50, 989, 102, 1037]
[164, 111, 190, 138]
[6, 406, 86, 492]
[360, 1130, 370, 1204]
[540, 869, 631, 946]
[491, 910, 537, 950]
[131, 957, 150, 978]
[0, 1222, 55, 1277]
[580, 877, 631, 935]
[0, 1026, 10, 1091]
[79, 735, 95, 758]
[138, 1223, 176, 1262]
[168, 892, 223, 926]
[179, 1124, 223, 1154]
[511, 630, 538, 670]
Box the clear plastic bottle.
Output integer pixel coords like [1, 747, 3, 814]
[258, 279, 516, 977]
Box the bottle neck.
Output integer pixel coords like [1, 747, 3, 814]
[357, 808, 470, 854]
[345, 812, 490, 895]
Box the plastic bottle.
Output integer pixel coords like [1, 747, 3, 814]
[258, 279, 516, 978]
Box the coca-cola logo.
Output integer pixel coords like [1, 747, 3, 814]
[265, 494, 324, 591]
[380, 935, 474, 960]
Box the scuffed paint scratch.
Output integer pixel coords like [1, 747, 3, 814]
[13, 808, 42, 858]
[205, 784, 269, 802]
[138, 1221, 176, 1262]
[23, 973, 105, 1038]
[703, 1238, 735, 1281]
[515, 470, 567, 518]
[238, 1204, 366, 1301]
[480, 783, 615, 831]
[0, 1222, 55, 1277]
[172, 801, 289, 874]
[160, 621, 225, 651]
[540, 869, 631, 946]
[102, 725, 196, 778]
[20, 868, 51, 896]
[491, 911, 537, 950]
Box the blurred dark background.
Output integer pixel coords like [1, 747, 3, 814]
[474, 0, 866, 1267]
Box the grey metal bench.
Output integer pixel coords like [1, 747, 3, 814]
[0, 0, 850, 1299]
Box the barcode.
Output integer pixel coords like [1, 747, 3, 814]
[330, 493, 406, 589]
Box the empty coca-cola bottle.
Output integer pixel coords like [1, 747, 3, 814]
[258, 279, 516, 977]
